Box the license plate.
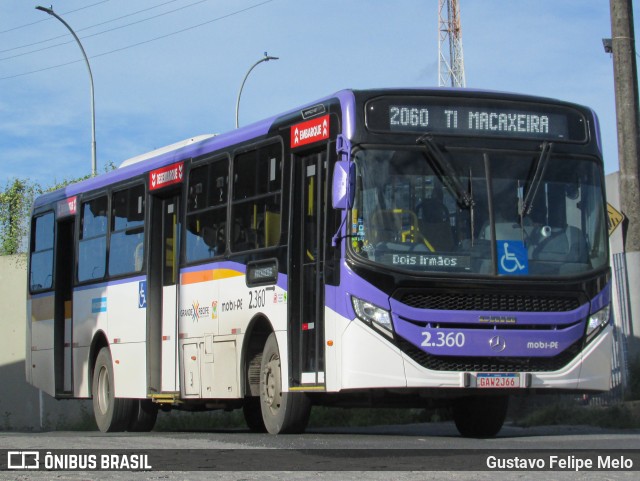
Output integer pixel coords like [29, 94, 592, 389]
[476, 373, 520, 388]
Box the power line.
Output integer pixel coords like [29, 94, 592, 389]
[0, 0, 276, 81]
[0, 0, 213, 61]
[0, 0, 181, 54]
[0, 1, 111, 34]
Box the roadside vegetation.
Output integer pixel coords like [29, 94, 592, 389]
[0, 164, 115, 256]
[513, 401, 639, 429]
[154, 407, 438, 432]
[629, 355, 640, 401]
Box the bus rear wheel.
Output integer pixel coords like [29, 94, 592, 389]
[452, 395, 508, 438]
[92, 347, 134, 432]
[259, 333, 311, 434]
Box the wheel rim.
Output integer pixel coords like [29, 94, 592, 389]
[97, 365, 110, 415]
[263, 353, 281, 415]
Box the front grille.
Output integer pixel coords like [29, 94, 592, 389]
[399, 292, 581, 312]
[396, 338, 583, 372]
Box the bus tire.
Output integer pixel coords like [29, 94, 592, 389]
[452, 395, 508, 438]
[128, 399, 158, 432]
[259, 333, 311, 434]
[92, 347, 134, 432]
[243, 397, 267, 432]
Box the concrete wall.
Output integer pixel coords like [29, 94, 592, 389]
[0, 255, 92, 431]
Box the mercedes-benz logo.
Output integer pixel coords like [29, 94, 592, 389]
[489, 335, 507, 352]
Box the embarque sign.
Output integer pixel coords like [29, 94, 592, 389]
[291, 115, 330, 148]
[149, 161, 184, 190]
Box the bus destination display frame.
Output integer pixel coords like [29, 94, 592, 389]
[365, 96, 588, 142]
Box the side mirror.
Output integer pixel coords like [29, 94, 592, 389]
[332, 160, 355, 210]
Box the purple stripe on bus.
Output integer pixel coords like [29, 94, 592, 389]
[389, 298, 590, 326]
[394, 319, 585, 358]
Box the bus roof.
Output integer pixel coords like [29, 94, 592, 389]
[33, 89, 358, 211]
[32, 87, 594, 211]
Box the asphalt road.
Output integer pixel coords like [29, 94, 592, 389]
[1, 422, 639, 480]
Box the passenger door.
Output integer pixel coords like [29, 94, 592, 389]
[289, 149, 328, 388]
[54, 215, 75, 395]
[148, 192, 180, 394]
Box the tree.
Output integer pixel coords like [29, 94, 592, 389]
[0, 178, 41, 255]
[0, 162, 117, 256]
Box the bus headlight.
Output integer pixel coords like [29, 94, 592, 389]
[351, 296, 393, 337]
[585, 305, 610, 344]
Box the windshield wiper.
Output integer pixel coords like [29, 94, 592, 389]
[520, 141, 554, 217]
[416, 134, 474, 208]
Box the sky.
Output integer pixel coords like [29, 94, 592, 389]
[0, 0, 636, 190]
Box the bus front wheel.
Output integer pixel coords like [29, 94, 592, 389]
[259, 333, 311, 434]
[92, 347, 134, 432]
[452, 395, 508, 438]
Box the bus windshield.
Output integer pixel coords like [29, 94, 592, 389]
[350, 147, 608, 276]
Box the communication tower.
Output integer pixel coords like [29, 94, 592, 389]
[438, 0, 466, 87]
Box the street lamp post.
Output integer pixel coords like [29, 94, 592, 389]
[235, 52, 279, 129]
[36, 5, 97, 176]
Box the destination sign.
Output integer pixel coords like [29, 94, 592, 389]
[246, 259, 279, 287]
[379, 253, 471, 270]
[365, 96, 587, 141]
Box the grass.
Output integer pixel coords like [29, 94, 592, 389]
[36, 398, 639, 432]
[154, 407, 434, 432]
[627, 356, 640, 401]
[154, 398, 640, 432]
[155, 409, 246, 431]
[308, 407, 433, 428]
[512, 402, 640, 429]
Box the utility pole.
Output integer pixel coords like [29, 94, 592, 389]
[610, 0, 640, 357]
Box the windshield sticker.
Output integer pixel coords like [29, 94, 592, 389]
[497, 240, 529, 275]
[381, 253, 471, 269]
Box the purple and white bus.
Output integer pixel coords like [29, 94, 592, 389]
[27, 89, 611, 436]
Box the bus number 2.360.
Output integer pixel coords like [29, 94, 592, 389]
[421, 331, 465, 348]
[249, 289, 266, 310]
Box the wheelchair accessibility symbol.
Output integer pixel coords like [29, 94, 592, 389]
[138, 281, 147, 308]
[497, 240, 528, 275]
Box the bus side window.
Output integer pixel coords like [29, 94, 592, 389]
[232, 143, 282, 252]
[185, 157, 228, 262]
[78, 196, 108, 282]
[109, 185, 145, 276]
[29, 212, 55, 291]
